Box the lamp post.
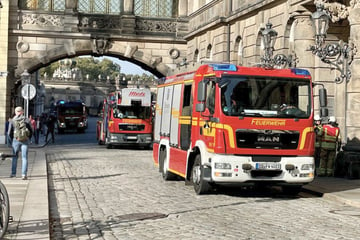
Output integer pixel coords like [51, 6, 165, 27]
[260, 22, 297, 68]
[309, 3, 356, 84]
[21, 70, 31, 118]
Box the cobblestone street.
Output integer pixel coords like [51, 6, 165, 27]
[47, 144, 360, 240]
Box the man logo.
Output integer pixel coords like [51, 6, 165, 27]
[257, 134, 280, 143]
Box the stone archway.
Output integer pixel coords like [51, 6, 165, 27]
[15, 38, 169, 78]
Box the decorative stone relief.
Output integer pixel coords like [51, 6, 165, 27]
[350, 0, 360, 9]
[91, 37, 112, 55]
[169, 48, 180, 59]
[22, 14, 64, 26]
[136, 19, 177, 32]
[16, 41, 30, 53]
[79, 15, 121, 30]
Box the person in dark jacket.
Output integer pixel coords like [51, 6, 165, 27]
[45, 114, 56, 143]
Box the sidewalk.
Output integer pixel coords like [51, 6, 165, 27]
[0, 144, 49, 240]
[0, 143, 360, 240]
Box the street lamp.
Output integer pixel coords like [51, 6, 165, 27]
[260, 22, 297, 68]
[309, 3, 356, 84]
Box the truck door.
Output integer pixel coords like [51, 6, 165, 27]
[180, 84, 192, 150]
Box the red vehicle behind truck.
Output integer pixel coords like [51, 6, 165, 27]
[153, 63, 327, 195]
[56, 100, 88, 133]
[97, 88, 153, 149]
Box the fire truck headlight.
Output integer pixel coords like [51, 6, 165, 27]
[110, 135, 117, 140]
[301, 164, 314, 170]
[214, 163, 232, 169]
[59, 122, 66, 128]
[78, 122, 84, 127]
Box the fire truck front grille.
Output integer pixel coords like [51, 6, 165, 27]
[65, 117, 80, 128]
[118, 124, 145, 131]
[236, 129, 299, 149]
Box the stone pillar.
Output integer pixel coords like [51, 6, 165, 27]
[65, 0, 78, 12]
[123, 0, 134, 14]
[346, 7, 360, 142]
[122, 0, 135, 34]
[0, 0, 10, 143]
[178, 0, 187, 18]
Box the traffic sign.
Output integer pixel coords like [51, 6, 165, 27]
[21, 84, 36, 100]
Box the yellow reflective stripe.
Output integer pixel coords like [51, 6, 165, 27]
[300, 127, 313, 150]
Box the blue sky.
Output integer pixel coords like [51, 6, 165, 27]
[99, 56, 153, 76]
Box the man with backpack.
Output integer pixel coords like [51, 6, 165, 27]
[7, 106, 33, 180]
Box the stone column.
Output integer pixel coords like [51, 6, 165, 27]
[122, 0, 135, 34]
[0, 0, 10, 142]
[123, 0, 134, 14]
[65, 0, 78, 12]
[178, 0, 187, 18]
[346, 7, 360, 142]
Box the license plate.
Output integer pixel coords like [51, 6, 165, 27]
[255, 162, 281, 170]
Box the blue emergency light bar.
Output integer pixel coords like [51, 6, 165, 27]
[291, 68, 310, 76]
[210, 64, 237, 71]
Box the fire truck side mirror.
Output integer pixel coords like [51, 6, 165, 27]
[196, 103, 205, 112]
[197, 80, 207, 102]
[196, 80, 207, 112]
[319, 88, 327, 108]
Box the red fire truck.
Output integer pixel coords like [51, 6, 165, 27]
[153, 63, 326, 194]
[96, 88, 153, 149]
[56, 100, 88, 134]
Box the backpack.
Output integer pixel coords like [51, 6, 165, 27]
[14, 118, 31, 142]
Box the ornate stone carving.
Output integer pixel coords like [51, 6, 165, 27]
[136, 19, 177, 33]
[314, 0, 349, 22]
[16, 41, 30, 53]
[350, 0, 360, 9]
[22, 14, 64, 26]
[91, 36, 112, 55]
[79, 15, 121, 30]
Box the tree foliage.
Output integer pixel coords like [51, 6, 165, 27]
[39, 57, 155, 84]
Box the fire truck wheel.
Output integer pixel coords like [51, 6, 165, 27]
[159, 148, 175, 180]
[191, 154, 211, 195]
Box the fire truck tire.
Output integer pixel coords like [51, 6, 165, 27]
[191, 154, 211, 195]
[281, 185, 302, 195]
[159, 148, 175, 180]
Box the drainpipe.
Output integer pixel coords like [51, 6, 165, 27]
[226, 0, 232, 62]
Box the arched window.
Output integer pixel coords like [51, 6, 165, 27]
[134, 0, 173, 17]
[78, 0, 121, 14]
[193, 49, 199, 64]
[234, 36, 243, 65]
[206, 44, 212, 60]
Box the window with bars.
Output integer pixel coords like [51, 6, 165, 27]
[78, 0, 121, 14]
[19, 0, 65, 11]
[19, 0, 121, 14]
[134, 0, 173, 18]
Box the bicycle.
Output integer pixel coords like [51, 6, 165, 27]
[0, 152, 14, 239]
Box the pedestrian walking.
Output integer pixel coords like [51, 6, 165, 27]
[318, 116, 341, 177]
[4, 117, 11, 145]
[35, 115, 42, 144]
[314, 115, 322, 170]
[45, 114, 56, 143]
[29, 115, 36, 144]
[7, 106, 33, 180]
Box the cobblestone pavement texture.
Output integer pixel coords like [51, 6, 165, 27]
[47, 145, 360, 240]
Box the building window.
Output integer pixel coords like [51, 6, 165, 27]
[134, 0, 173, 17]
[193, 49, 199, 64]
[206, 44, 212, 60]
[19, 0, 65, 11]
[19, 0, 121, 14]
[78, 0, 121, 14]
[234, 36, 243, 65]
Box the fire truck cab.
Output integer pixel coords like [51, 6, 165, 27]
[97, 88, 153, 149]
[56, 100, 87, 133]
[153, 63, 324, 194]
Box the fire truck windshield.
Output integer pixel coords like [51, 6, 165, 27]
[220, 76, 311, 118]
[58, 106, 84, 115]
[113, 106, 150, 120]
